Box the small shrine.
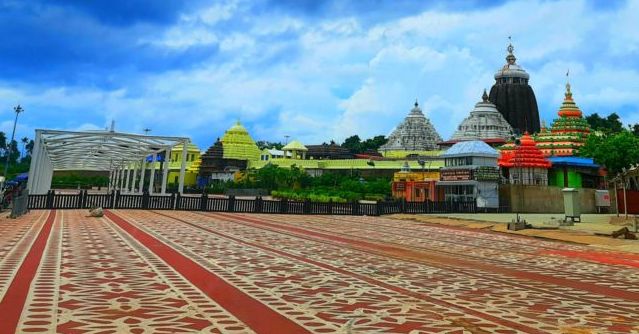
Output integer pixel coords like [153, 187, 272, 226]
[534, 79, 591, 156]
[498, 133, 552, 185]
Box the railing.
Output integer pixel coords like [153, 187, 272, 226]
[26, 190, 477, 216]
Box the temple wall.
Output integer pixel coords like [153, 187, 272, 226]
[499, 184, 597, 213]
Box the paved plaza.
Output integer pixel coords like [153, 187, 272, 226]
[1, 210, 639, 333]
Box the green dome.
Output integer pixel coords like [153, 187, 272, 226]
[221, 121, 260, 161]
[282, 140, 308, 151]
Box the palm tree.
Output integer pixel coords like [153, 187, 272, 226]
[21, 137, 29, 160]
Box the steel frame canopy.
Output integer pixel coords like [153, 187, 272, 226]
[28, 129, 190, 194]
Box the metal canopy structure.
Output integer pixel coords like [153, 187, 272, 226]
[28, 129, 190, 195]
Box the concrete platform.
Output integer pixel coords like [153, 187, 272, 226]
[1, 210, 639, 333]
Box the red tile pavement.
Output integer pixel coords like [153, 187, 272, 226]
[0, 209, 638, 333]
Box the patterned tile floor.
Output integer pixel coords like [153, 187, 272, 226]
[0, 210, 638, 333]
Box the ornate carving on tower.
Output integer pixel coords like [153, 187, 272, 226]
[379, 100, 442, 154]
[488, 39, 541, 134]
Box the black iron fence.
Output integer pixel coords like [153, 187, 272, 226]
[27, 190, 476, 216]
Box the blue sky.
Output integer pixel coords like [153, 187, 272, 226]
[1, 0, 638, 150]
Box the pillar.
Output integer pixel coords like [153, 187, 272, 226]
[161, 148, 171, 194]
[148, 153, 157, 194]
[131, 162, 138, 194]
[623, 176, 628, 219]
[178, 143, 188, 193]
[138, 157, 146, 193]
[124, 166, 131, 193]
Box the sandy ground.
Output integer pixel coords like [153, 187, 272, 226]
[390, 213, 639, 254]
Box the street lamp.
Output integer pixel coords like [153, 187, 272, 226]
[3, 105, 24, 184]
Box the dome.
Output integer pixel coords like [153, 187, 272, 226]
[282, 140, 308, 151]
[220, 121, 260, 160]
[450, 90, 513, 142]
[494, 42, 530, 80]
[380, 100, 443, 152]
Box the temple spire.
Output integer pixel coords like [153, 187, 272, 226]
[565, 69, 572, 98]
[482, 89, 489, 102]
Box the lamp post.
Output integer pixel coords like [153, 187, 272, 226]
[3, 105, 24, 184]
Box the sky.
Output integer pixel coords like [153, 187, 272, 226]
[0, 0, 638, 151]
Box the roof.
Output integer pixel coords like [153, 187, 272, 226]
[32, 129, 189, 171]
[282, 140, 308, 151]
[171, 142, 201, 152]
[548, 156, 599, 168]
[442, 140, 499, 158]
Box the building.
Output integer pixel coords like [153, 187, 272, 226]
[199, 121, 261, 183]
[498, 133, 552, 185]
[547, 156, 605, 189]
[489, 41, 540, 134]
[535, 80, 591, 156]
[392, 162, 441, 202]
[437, 141, 501, 209]
[441, 90, 513, 147]
[282, 140, 308, 159]
[164, 142, 202, 187]
[379, 101, 443, 156]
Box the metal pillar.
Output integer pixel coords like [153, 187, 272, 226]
[161, 148, 171, 194]
[131, 162, 138, 194]
[148, 153, 157, 194]
[118, 166, 125, 191]
[138, 158, 146, 193]
[124, 166, 131, 193]
[178, 142, 188, 193]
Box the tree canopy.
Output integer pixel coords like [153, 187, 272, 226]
[341, 135, 387, 154]
[578, 130, 639, 174]
[585, 112, 624, 134]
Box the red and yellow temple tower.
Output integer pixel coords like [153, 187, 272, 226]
[534, 80, 591, 156]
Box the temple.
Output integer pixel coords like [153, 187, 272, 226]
[379, 100, 443, 156]
[498, 133, 552, 185]
[535, 79, 591, 156]
[441, 90, 513, 147]
[489, 40, 540, 134]
[199, 121, 261, 183]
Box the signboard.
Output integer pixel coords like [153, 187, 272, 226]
[474, 167, 500, 181]
[595, 190, 610, 207]
[440, 169, 472, 181]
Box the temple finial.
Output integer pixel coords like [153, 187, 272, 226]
[482, 89, 488, 102]
[506, 36, 516, 65]
[414, 99, 419, 107]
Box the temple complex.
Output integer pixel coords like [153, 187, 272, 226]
[535, 80, 591, 156]
[306, 142, 354, 160]
[441, 90, 513, 147]
[498, 133, 552, 185]
[379, 101, 442, 156]
[489, 40, 540, 134]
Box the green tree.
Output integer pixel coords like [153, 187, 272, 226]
[341, 135, 362, 153]
[361, 135, 387, 152]
[21, 137, 28, 159]
[586, 112, 624, 134]
[578, 130, 639, 173]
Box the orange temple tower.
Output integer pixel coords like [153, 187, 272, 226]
[498, 133, 552, 185]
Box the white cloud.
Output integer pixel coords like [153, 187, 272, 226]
[7, 0, 639, 150]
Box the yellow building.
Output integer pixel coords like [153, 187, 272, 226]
[145, 142, 202, 187]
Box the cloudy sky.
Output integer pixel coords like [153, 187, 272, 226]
[0, 0, 637, 150]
